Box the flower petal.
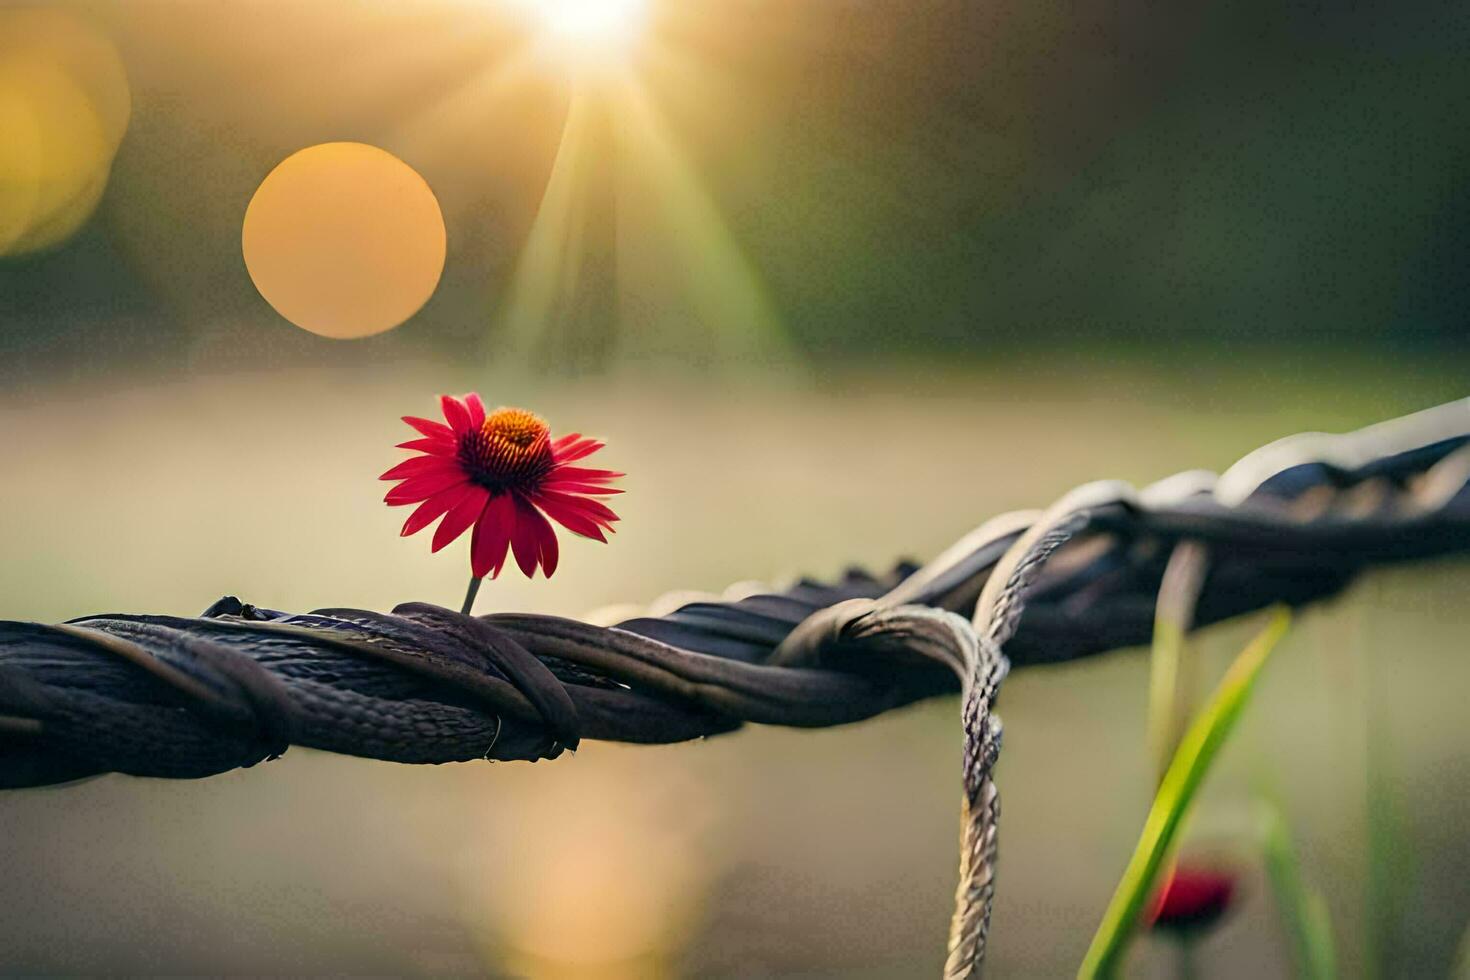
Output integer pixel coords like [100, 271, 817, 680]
[518, 495, 560, 577]
[546, 465, 623, 485]
[538, 522, 559, 577]
[432, 485, 489, 552]
[551, 437, 605, 463]
[509, 494, 553, 578]
[396, 437, 456, 454]
[539, 481, 624, 496]
[385, 472, 470, 505]
[402, 483, 474, 537]
[464, 393, 486, 430]
[471, 492, 514, 579]
[380, 455, 461, 482]
[440, 395, 472, 434]
[531, 491, 610, 541]
[403, 415, 455, 441]
[538, 489, 619, 524]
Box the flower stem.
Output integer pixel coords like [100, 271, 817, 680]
[1175, 936, 1198, 980]
[461, 576, 483, 616]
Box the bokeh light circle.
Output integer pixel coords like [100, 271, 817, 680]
[0, 8, 129, 258]
[241, 142, 447, 339]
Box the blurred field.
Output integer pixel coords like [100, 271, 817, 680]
[0, 358, 1465, 977]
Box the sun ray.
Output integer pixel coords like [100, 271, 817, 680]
[495, 86, 597, 362]
[609, 72, 789, 364]
[456, 1, 793, 370]
[390, 45, 541, 161]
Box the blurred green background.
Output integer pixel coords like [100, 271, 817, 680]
[0, 0, 1467, 977]
[3, 0, 1470, 377]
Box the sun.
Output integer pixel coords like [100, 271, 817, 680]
[543, 0, 645, 42]
[523, 0, 649, 61]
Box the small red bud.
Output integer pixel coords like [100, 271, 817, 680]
[1148, 864, 1237, 934]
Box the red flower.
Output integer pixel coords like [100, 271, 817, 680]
[1148, 864, 1236, 934]
[381, 394, 622, 579]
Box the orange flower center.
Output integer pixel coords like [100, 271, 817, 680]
[459, 407, 555, 493]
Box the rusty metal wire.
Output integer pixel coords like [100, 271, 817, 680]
[2, 397, 1467, 975]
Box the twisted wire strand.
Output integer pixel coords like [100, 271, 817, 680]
[1, 397, 1467, 974]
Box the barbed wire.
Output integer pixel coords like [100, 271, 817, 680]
[1, 396, 1467, 975]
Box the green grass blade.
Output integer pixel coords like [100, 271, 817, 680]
[1148, 542, 1209, 784]
[1078, 607, 1293, 979]
[1146, 616, 1189, 785]
[1260, 803, 1338, 980]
